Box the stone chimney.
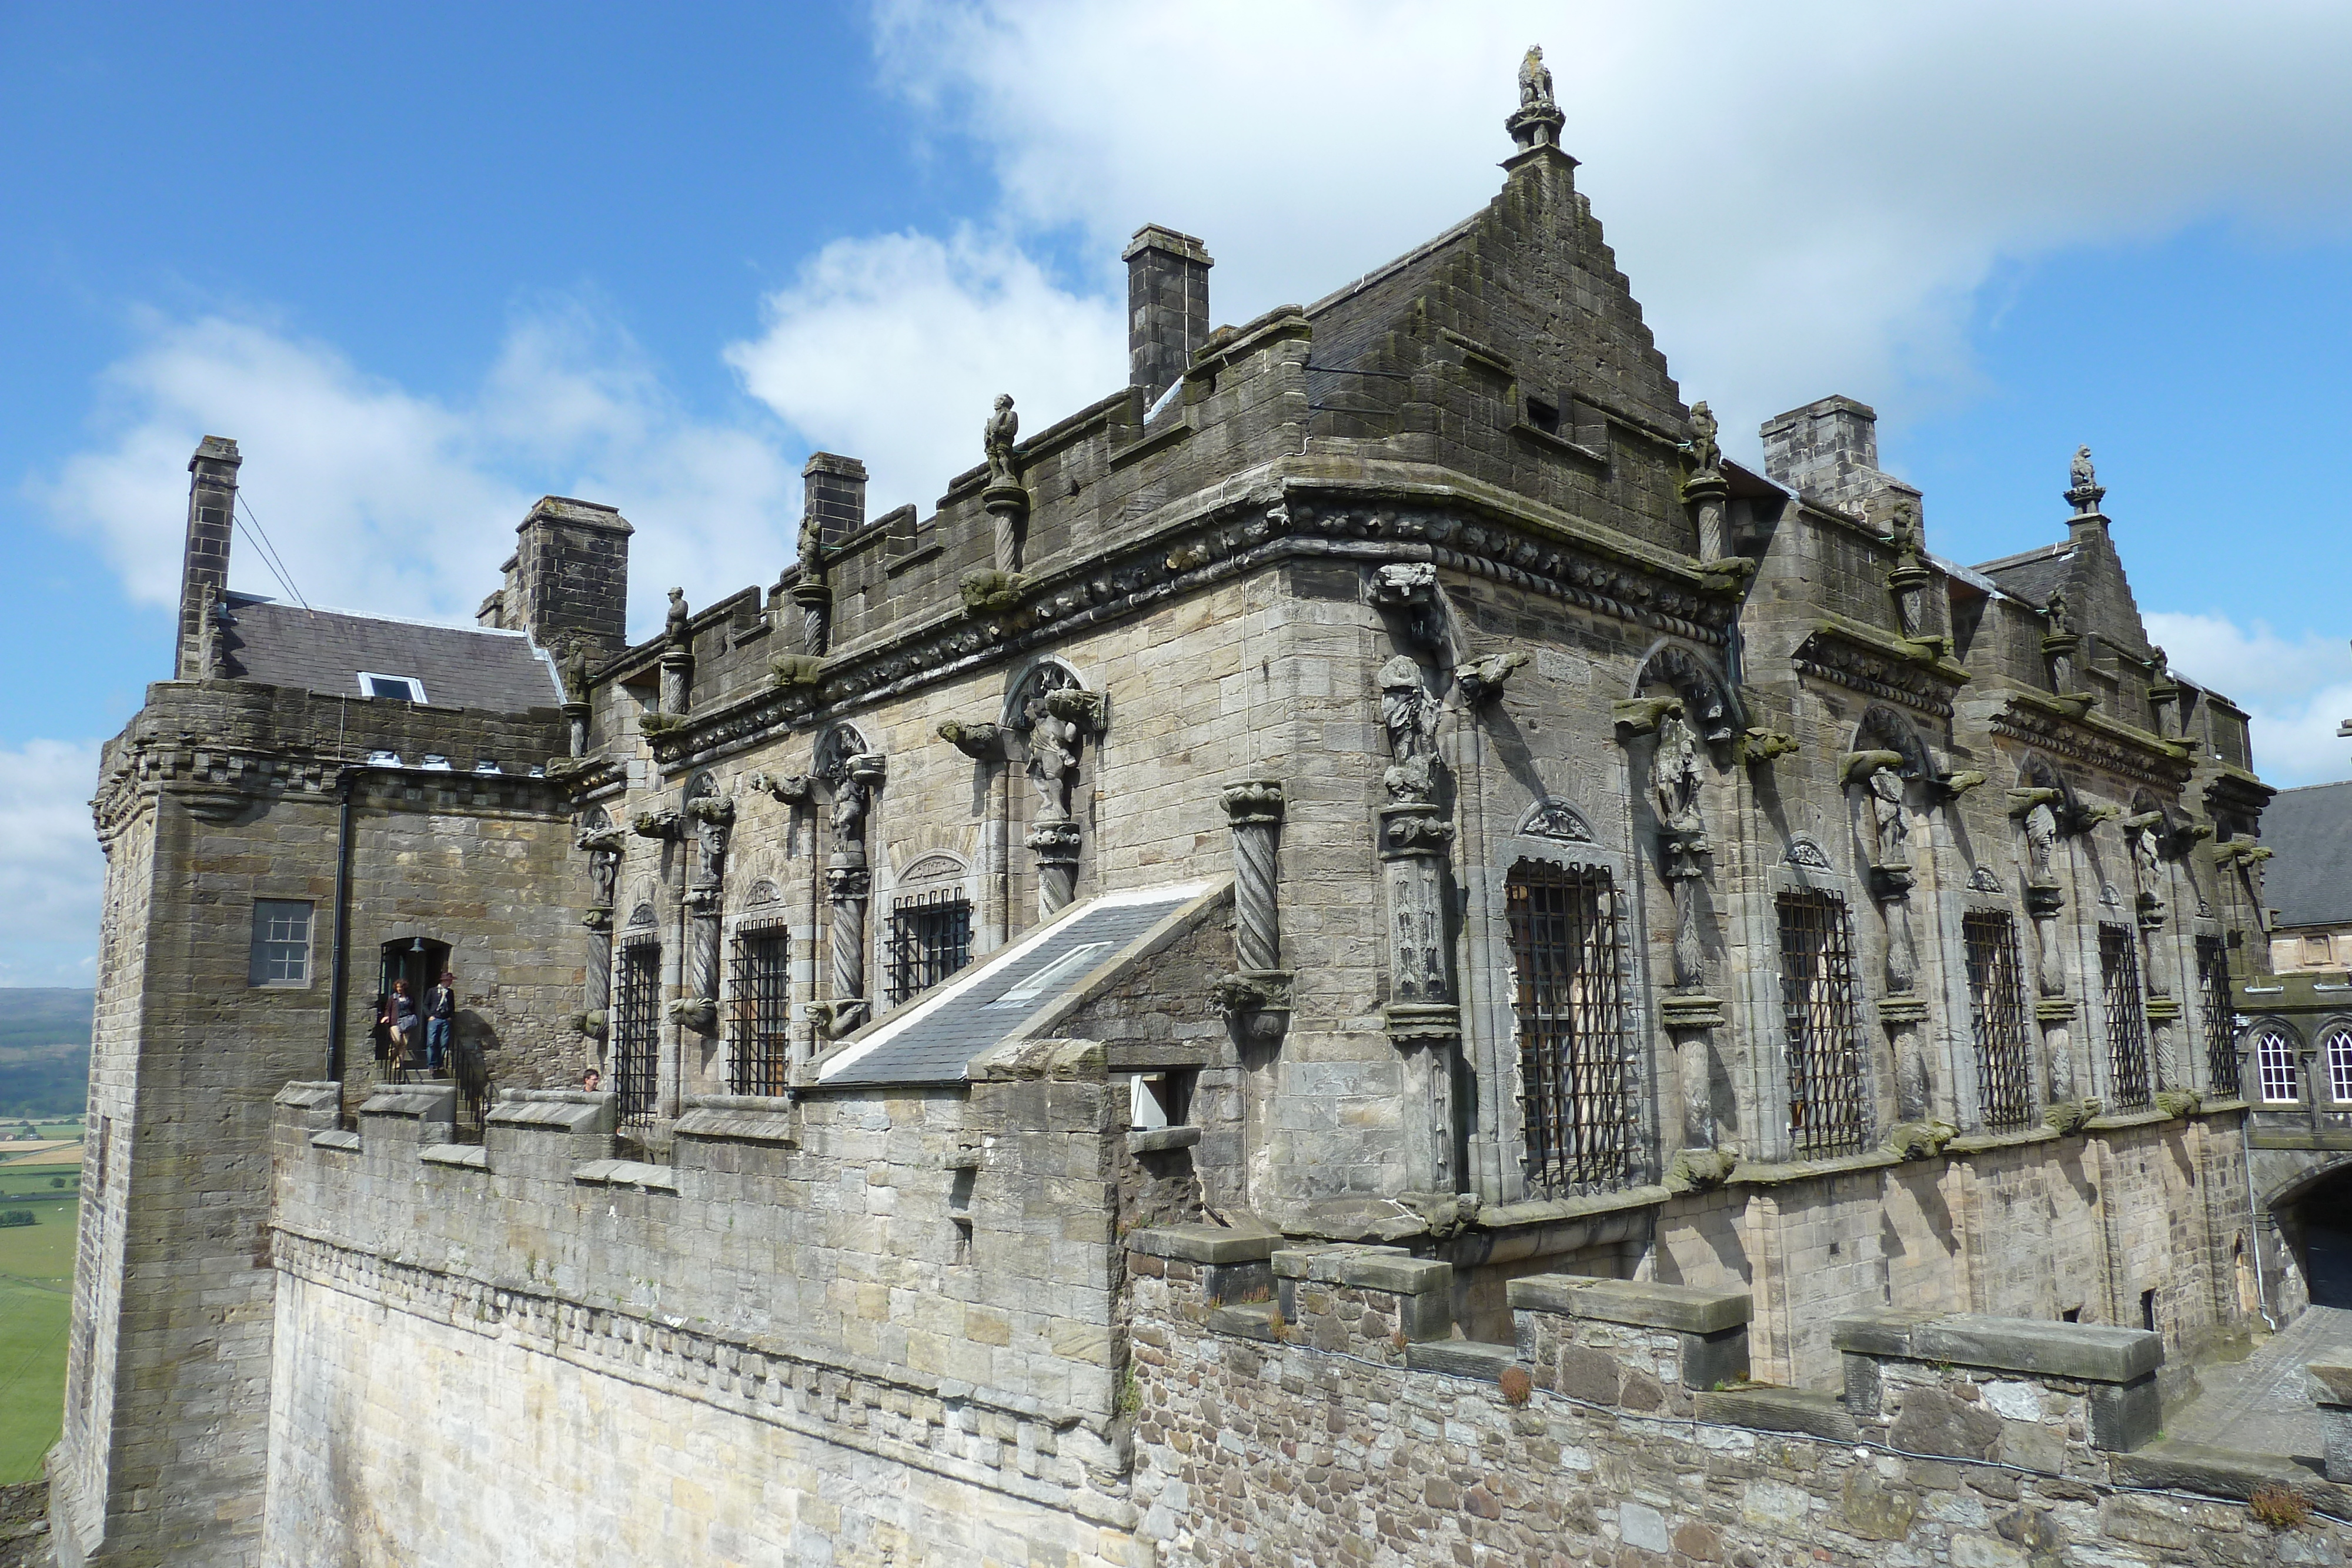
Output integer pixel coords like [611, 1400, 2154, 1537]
[802, 453, 868, 549]
[1760, 396, 1895, 509]
[175, 436, 241, 680]
[511, 496, 633, 661]
[1124, 225, 1212, 407]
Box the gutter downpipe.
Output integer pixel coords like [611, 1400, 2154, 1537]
[326, 767, 358, 1084]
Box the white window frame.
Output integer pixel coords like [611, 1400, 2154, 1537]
[2325, 1025, 2352, 1106]
[249, 898, 315, 988]
[358, 671, 428, 703]
[2254, 1026, 2302, 1105]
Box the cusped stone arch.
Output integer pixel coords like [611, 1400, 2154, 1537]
[577, 804, 611, 833]
[1516, 797, 1596, 844]
[2014, 750, 2079, 811]
[1629, 638, 1740, 745]
[1000, 654, 1088, 733]
[684, 770, 721, 803]
[1850, 703, 1935, 780]
[814, 721, 874, 783]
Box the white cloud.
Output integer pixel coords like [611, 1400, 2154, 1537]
[2147, 611, 2352, 787]
[35, 306, 800, 640]
[0, 740, 104, 988]
[724, 228, 1123, 516]
[871, 0, 2352, 453]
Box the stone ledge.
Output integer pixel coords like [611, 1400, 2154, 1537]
[572, 1159, 680, 1193]
[1207, 1302, 1283, 1343]
[489, 1091, 617, 1134]
[673, 1098, 797, 1145]
[309, 1129, 361, 1153]
[1729, 1148, 1903, 1186]
[1128, 1225, 1279, 1265]
[1507, 1273, 1752, 1335]
[1272, 1245, 1446, 1297]
[2110, 1441, 2347, 1512]
[1833, 1310, 2161, 1384]
[1405, 1339, 1516, 1383]
[276, 1080, 343, 1111]
[1125, 1125, 1203, 1156]
[1694, 1385, 1859, 1442]
[2309, 1359, 2352, 1406]
[2082, 1106, 2180, 1133]
[420, 1144, 489, 1170]
[1476, 1183, 1671, 1233]
[1943, 1125, 2062, 1155]
[360, 1085, 457, 1122]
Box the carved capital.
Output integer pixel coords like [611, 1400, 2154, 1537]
[1381, 1001, 1462, 1046]
[1221, 779, 1285, 825]
[1377, 803, 1455, 859]
[582, 907, 613, 932]
[1025, 819, 1084, 864]
[1211, 969, 1293, 1044]
[824, 866, 870, 903]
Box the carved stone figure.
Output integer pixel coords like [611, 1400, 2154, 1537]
[664, 587, 690, 646]
[2133, 821, 2163, 880]
[2024, 800, 2059, 885]
[1867, 765, 1909, 865]
[831, 768, 871, 837]
[1379, 656, 1439, 802]
[1518, 44, 1553, 108]
[2070, 444, 2096, 494]
[1026, 701, 1081, 821]
[1652, 713, 1706, 838]
[1889, 501, 1923, 561]
[1687, 402, 1721, 478]
[799, 512, 824, 579]
[985, 393, 1020, 486]
[561, 640, 592, 704]
[2044, 588, 2073, 640]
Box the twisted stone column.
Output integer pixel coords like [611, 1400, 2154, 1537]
[827, 862, 869, 1008]
[1222, 781, 1284, 971]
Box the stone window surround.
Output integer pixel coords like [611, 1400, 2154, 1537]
[248, 897, 316, 989]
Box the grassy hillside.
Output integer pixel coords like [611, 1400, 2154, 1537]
[0, 989, 93, 1118]
[0, 1197, 74, 1483]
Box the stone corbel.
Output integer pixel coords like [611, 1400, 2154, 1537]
[1452, 651, 1528, 708]
[667, 997, 717, 1034]
[686, 796, 735, 830]
[937, 721, 1006, 761]
[2071, 803, 2122, 833]
[630, 805, 683, 840]
[2213, 842, 2273, 870]
[569, 1008, 608, 1040]
[1842, 749, 1908, 787]
[1044, 687, 1107, 736]
[846, 752, 888, 790]
[2006, 787, 2064, 819]
[581, 908, 612, 932]
[1211, 971, 1293, 1045]
[576, 824, 625, 855]
[1612, 695, 1682, 737]
[1931, 770, 1987, 802]
[806, 999, 868, 1041]
[748, 771, 813, 807]
[1736, 728, 1799, 767]
[959, 568, 1031, 619]
[1370, 561, 1444, 649]
[770, 654, 826, 690]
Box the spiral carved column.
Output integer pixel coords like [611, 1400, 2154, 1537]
[1212, 781, 1292, 1045]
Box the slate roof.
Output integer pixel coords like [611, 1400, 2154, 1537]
[1305, 216, 1481, 372]
[1973, 543, 2074, 607]
[2262, 780, 2352, 929]
[222, 594, 564, 713]
[816, 882, 1215, 1088]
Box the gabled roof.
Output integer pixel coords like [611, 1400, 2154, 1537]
[2262, 779, 2352, 929]
[1973, 543, 2073, 608]
[220, 594, 563, 713]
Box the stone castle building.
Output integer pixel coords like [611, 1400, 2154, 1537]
[55, 58, 2352, 1567]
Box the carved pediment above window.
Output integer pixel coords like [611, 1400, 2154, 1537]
[626, 902, 657, 930]
[1517, 798, 1596, 843]
[1785, 837, 1834, 870]
[1967, 866, 2004, 894]
[746, 878, 781, 905]
[899, 852, 968, 884]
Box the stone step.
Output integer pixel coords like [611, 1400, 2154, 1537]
[1406, 1339, 1518, 1382]
[1206, 1302, 1284, 1343]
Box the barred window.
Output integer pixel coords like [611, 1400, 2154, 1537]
[614, 942, 661, 1129]
[1777, 890, 1868, 1158]
[729, 927, 791, 1096]
[886, 889, 972, 1006]
[2254, 1026, 2302, 1105]
[2196, 936, 2239, 1097]
[2098, 924, 2153, 1111]
[1505, 861, 1631, 1196]
[1964, 912, 2034, 1132]
[2326, 1026, 2352, 1105]
[248, 899, 314, 987]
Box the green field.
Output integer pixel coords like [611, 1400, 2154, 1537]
[0, 1161, 78, 1203]
[0, 1197, 76, 1484]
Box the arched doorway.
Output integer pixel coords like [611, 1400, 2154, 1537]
[2290, 1165, 2352, 1309]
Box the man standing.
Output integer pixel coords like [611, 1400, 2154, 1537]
[426, 970, 457, 1075]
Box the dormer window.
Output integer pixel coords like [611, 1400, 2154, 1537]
[359, 672, 427, 703]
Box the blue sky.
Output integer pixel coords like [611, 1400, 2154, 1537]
[5, 2, 2351, 985]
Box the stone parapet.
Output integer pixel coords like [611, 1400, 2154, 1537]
[1832, 1309, 2161, 1458]
[2312, 1357, 2352, 1483]
[1273, 1244, 1453, 1353]
[1509, 1273, 1751, 1414]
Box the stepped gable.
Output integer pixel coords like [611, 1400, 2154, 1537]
[219, 593, 564, 713]
[1974, 455, 2158, 661]
[2261, 780, 2352, 927]
[1303, 144, 1688, 446]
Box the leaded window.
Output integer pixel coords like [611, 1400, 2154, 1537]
[1505, 861, 1631, 1196]
[2254, 1026, 2303, 1105]
[728, 927, 791, 1096]
[2196, 935, 2239, 1097]
[1964, 911, 2033, 1131]
[2098, 924, 2152, 1111]
[886, 888, 972, 1006]
[2326, 1026, 2352, 1105]
[1777, 890, 1868, 1158]
[615, 941, 661, 1129]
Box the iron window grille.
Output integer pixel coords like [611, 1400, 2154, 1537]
[2097, 924, 2153, 1111]
[728, 926, 792, 1096]
[2325, 1026, 2352, 1105]
[2254, 1026, 2302, 1105]
[1963, 912, 2034, 1132]
[1505, 862, 1632, 1196]
[615, 941, 662, 1129]
[2196, 936, 2240, 1097]
[1776, 890, 1869, 1159]
[885, 888, 973, 1007]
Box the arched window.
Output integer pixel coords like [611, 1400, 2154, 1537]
[1504, 861, 1630, 1196]
[728, 923, 790, 1096]
[2323, 1025, 2352, 1106]
[2254, 1025, 2302, 1105]
[1776, 889, 1868, 1158]
[1963, 912, 2033, 1131]
[614, 938, 662, 1128]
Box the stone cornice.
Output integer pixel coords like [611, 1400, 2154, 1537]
[1790, 613, 1969, 718]
[1976, 686, 2196, 790]
[644, 464, 1738, 772]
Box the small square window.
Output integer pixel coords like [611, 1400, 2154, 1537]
[249, 899, 315, 987]
[358, 672, 427, 703]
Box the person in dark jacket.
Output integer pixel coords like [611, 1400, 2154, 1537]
[425, 970, 457, 1073]
[388, 979, 418, 1071]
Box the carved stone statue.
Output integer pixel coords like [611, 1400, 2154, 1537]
[1687, 402, 1720, 478]
[985, 393, 1020, 486]
[799, 512, 824, 579]
[1379, 656, 1440, 802]
[2070, 444, 2096, 494]
[2044, 587, 2073, 640]
[1889, 501, 1923, 561]
[1652, 713, 1706, 838]
[664, 587, 690, 646]
[1867, 765, 1908, 864]
[2133, 821, 2163, 880]
[1025, 697, 1081, 821]
[830, 770, 871, 838]
[561, 639, 592, 704]
[2024, 800, 2059, 885]
[1518, 44, 1554, 108]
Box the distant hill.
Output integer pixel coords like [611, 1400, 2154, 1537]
[0, 989, 93, 1116]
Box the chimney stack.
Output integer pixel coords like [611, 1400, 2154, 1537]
[175, 436, 241, 680]
[512, 496, 633, 661]
[1124, 225, 1212, 408]
[801, 453, 868, 549]
[1759, 396, 1898, 508]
